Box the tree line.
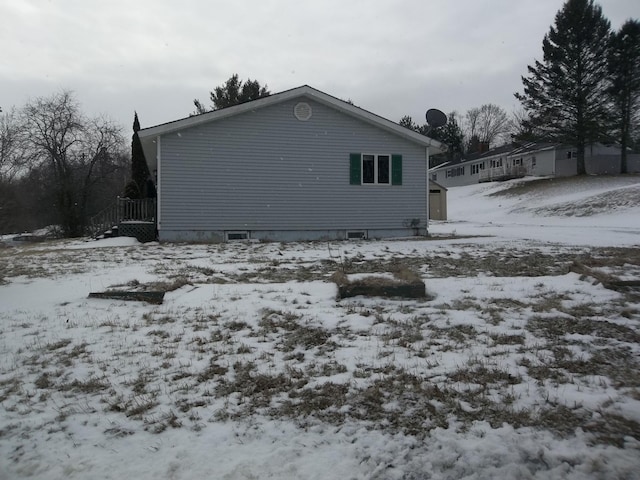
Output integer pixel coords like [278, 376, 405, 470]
[518, 0, 639, 174]
[0, 92, 133, 236]
[399, 105, 512, 166]
[404, 0, 640, 174]
[0, 75, 265, 238]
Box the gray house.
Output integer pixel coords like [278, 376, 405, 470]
[138, 85, 444, 242]
[431, 142, 640, 189]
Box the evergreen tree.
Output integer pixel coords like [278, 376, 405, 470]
[608, 19, 640, 173]
[399, 115, 419, 132]
[193, 74, 270, 114]
[399, 113, 464, 164]
[129, 112, 151, 199]
[430, 112, 464, 161]
[515, 0, 612, 174]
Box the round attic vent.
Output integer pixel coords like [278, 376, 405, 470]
[294, 102, 312, 121]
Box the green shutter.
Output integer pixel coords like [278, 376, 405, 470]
[349, 153, 361, 185]
[391, 154, 402, 185]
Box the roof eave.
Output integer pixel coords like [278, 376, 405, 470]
[138, 85, 446, 161]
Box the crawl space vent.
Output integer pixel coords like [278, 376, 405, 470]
[294, 102, 312, 121]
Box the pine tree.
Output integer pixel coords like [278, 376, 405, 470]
[515, 0, 612, 174]
[129, 112, 151, 199]
[193, 74, 270, 114]
[608, 19, 640, 173]
[399, 113, 464, 163]
[430, 112, 464, 161]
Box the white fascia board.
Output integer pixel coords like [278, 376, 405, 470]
[429, 161, 452, 172]
[137, 85, 446, 154]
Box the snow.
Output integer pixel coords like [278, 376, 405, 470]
[429, 175, 640, 246]
[1, 175, 640, 479]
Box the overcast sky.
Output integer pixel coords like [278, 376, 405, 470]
[2, 0, 639, 133]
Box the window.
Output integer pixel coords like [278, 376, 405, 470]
[431, 173, 437, 181]
[362, 154, 389, 184]
[531, 156, 537, 167]
[362, 155, 375, 183]
[350, 153, 402, 185]
[471, 162, 485, 175]
[446, 166, 465, 177]
[377, 155, 390, 184]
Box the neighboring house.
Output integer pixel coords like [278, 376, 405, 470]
[430, 142, 640, 189]
[138, 85, 445, 242]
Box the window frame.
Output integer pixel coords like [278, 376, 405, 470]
[446, 166, 465, 177]
[350, 153, 402, 186]
[471, 162, 485, 175]
[361, 153, 391, 185]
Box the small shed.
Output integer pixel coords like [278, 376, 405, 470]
[429, 180, 447, 221]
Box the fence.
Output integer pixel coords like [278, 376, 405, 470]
[89, 197, 156, 238]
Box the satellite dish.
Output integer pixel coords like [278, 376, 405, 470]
[426, 109, 447, 129]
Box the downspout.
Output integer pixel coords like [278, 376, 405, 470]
[156, 136, 162, 236]
[425, 146, 430, 236]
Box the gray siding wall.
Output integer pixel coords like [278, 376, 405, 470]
[627, 154, 640, 173]
[586, 155, 621, 174]
[158, 99, 427, 240]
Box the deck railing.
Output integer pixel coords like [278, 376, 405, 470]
[479, 165, 528, 183]
[89, 197, 156, 237]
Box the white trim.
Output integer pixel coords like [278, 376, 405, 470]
[361, 153, 391, 185]
[137, 85, 446, 170]
[425, 147, 430, 231]
[138, 86, 444, 150]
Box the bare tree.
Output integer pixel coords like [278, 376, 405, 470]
[20, 91, 125, 237]
[465, 104, 510, 150]
[507, 107, 540, 143]
[0, 107, 29, 183]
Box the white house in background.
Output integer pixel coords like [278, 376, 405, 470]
[430, 142, 640, 189]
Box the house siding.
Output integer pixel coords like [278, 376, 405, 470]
[158, 99, 428, 241]
[535, 150, 557, 176]
[431, 144, 629, 188]
[628, 154, 640, 173]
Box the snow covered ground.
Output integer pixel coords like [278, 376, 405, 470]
[1, 175, 639, 479]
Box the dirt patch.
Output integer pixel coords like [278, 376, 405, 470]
[332, 269, 428, 300]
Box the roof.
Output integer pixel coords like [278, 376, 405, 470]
[429, 180, 448, 191]
[430, 142, 560, 172]
[463, 143, 515, 162]
[138, 85, 445, 171]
